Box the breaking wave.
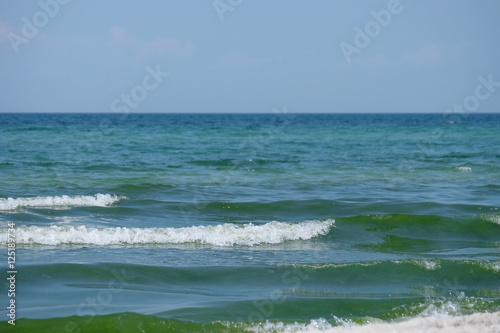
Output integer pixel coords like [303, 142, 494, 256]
[0, 194, 124, 210]
[3, 219, 334, 246]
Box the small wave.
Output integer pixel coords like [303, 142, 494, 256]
[276, 261, 383, 270]
[393, 259, 440, 270]
[299, 312, 500, 333]
[479, 261, 500, 272]
[5, 311, 498, 333]
[456, 166, 472, 172]
[4, 219, 334, 246]
[480, 214, 500, 225]
[0, 194, 124, 211]
[240, 318, 336, 332]
[239, 303, 500, 332]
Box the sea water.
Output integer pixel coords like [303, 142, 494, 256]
[0, 113, 499, 332]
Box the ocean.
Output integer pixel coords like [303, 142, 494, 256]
[1, 113, 499, 332]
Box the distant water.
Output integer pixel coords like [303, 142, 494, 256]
[1, 113, 499, 332]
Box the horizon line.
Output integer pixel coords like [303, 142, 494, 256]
[1, 112, 499, 115]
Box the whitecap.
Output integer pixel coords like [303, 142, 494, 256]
[0, 194, 124, 211]
[480, 214, 500, 225]
[456, 166, 472, 172]
[2, 219, 334, 247]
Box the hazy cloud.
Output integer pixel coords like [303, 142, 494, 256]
[139, 37, 196, 59]
[401, 41, 469, 66]
[336, 54, 388, 69]
[109, 26, 139, 48]
[0, 19, 12, 42]
[109, 26, 195, 60]
[210, 49, 273, 70]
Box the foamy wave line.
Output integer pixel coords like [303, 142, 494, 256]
[0, 194, 124, 210]
[241, 318, 337, 332]
[2, 219, 334, 246]
[481, 214, 500, 225]
[244, 312, 500, 333]
[277, 259, 440, 270]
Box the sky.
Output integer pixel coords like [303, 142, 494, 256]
[0, 0, 499, 113]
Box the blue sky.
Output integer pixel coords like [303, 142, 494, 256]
[1, 0, 499, 113]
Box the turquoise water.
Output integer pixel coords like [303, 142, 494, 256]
[1, 113, 499, 331]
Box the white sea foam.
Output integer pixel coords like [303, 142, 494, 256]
[393, 259, 440, 270]
[276, 262, 382, 270]
[243, 318, 335, 332]
[3, 219, 334, 246]
[306, 312, 500, 333]
[239, 312, 500, 333]
[279, 260, 441, 271]
[480, 214, 500, 225]
[0, 194, 123, 211]
[479, 261, 500, 272]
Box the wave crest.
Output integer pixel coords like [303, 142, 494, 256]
[4, 219, 334, 246]
[0, 194, 123, 210]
